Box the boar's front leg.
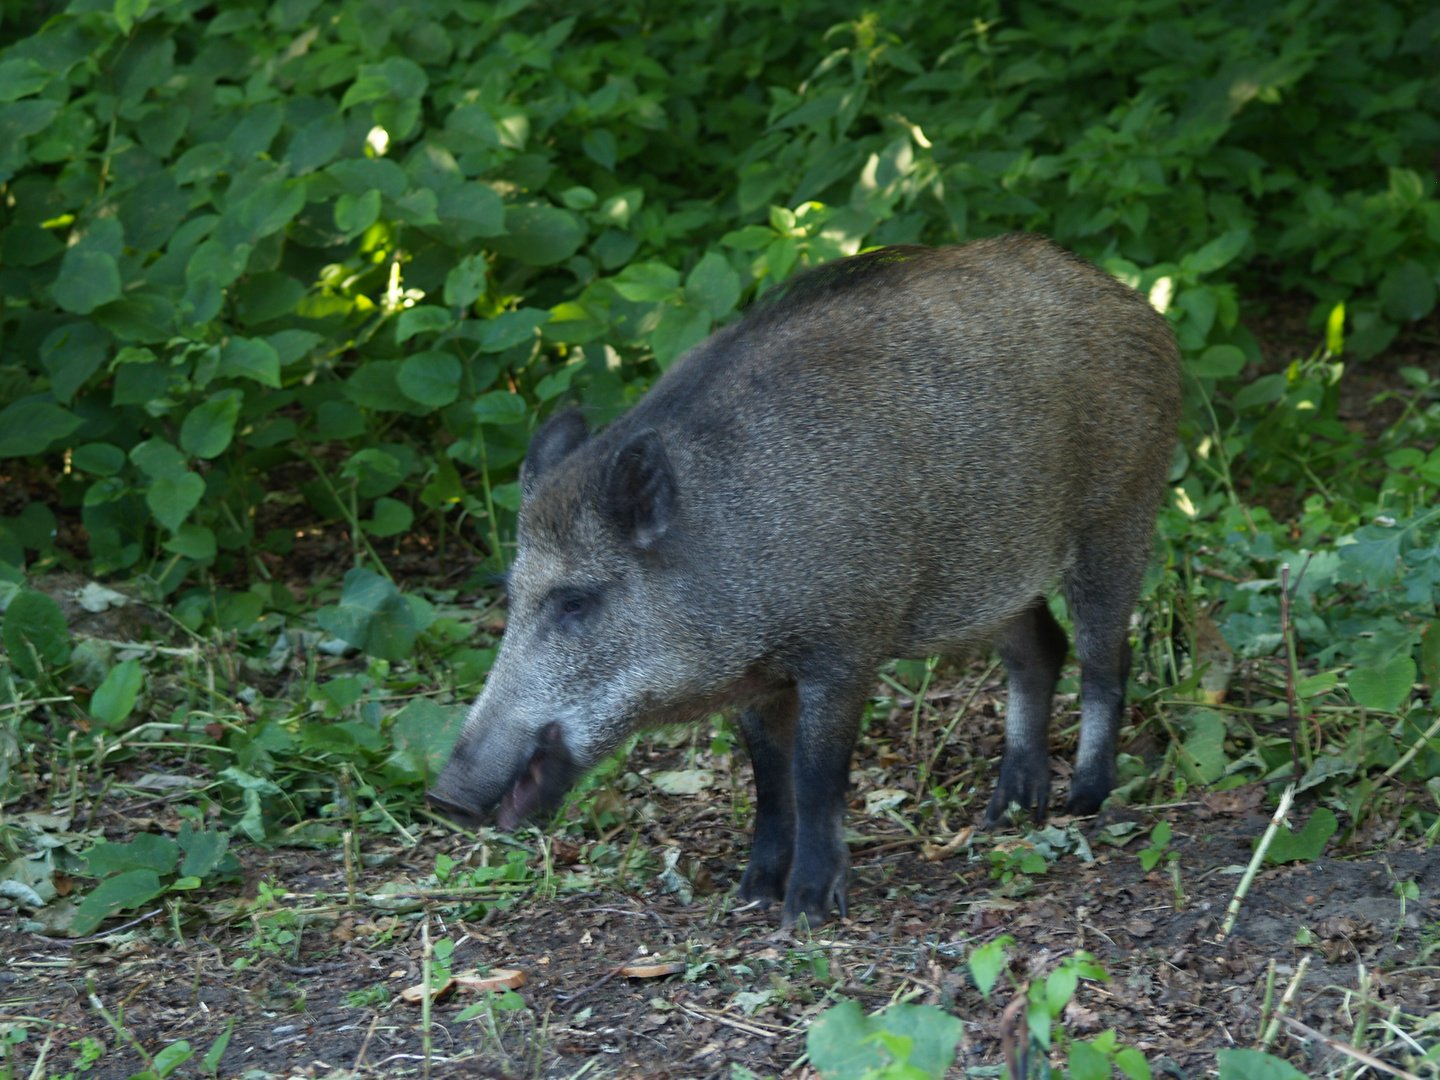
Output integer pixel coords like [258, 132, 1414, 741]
[780, 674, 870, 928]
[736, 688, 799, 907]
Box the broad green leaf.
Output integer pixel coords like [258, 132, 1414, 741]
[1262, 808, 1338, 864]
[1068, 1041, 1111, 1080]
[90, 658, 144, 728]
[115, 0, 152, 36]
[132, 438, 188, 481]
[397, 350, 461, 407]
[444, 254, 488, 308]
[1181, 229, 1249, 277]
[685, 251, 741, 318]
[178, 821, 229, 878]
[389, 698, 466, 780]
[345, 361, 410, 412]
[363, 497, 414, 537]
[2, 590, 71, 679]
[71, 869, 165, 937]
[472, 390, 528, 426]
[582, 128, 617, 171]
[968, 936, 1012, 1000]
[151, 1041, 193, 1078]
[807, 1001, 961, 1080]
[146, 472, 206, 532]
[163, 523, 217, 561]
[1348, 656, 1416, 713]
[1379, 260, 1437, 323]
[1188, 344, 1245, 379]
[1178, 709, 1227, 784]
[396, 306, 453, 343]
[478, 308, 551, 352]
[0, 401, 82, 458]
[52, 250, 122, 315]
[179, 392, 243, 459]
[1217, 1048, 1306, 1079]
[651, 305, 711, 369]
[220, 337, 281, 388]
[86, 833, 178, 878]
[437, 183, 507, 239]
[334, 189, 381, 237]
[0, 58, 50, 102]
[487, 204, 585, 266]
[315, 567, 419, 662]
[40, 323, 109, 405]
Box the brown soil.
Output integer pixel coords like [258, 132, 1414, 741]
[6, 681, 1435, 1080]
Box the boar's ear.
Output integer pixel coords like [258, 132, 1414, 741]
[522, 409, 589, 497]
[605, 428, 676, 549]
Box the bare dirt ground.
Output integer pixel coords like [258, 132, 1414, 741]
[5, 675, 1435, 1080]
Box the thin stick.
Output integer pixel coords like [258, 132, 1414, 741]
[1380, 712, 1440, 782]
[1279, 564, 1303, 778]
[1279, 1013, 1421, 1080]
[421, 915, 433, 1080]
[352, 1013, 380, 1072]
[1216, 783, 1294, 943]
[1259, 956, 1310, 1051]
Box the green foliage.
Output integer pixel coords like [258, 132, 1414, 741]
[72, 821, 233, 936]
[1216, 1049, 1308, 1080]
[806, 1000, 962, 1080]
[1258, 807, 1338, 864]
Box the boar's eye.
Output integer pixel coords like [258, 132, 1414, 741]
[554, 591, 594, 627]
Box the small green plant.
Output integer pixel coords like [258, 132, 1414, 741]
[806, 1000, 962, 1080]
[345, 984, 392, 1009]
[1138, 820, 1174, 872]
[73, 821, 234, 938]
[988, 843, 1049, 887]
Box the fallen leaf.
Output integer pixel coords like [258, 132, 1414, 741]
[627, 964, 681, 985]
[453, 968, 527, 992]
[1200, 783, 1264, 816]
[649, 769, 714, 795]
[401, 977, 455, 1003]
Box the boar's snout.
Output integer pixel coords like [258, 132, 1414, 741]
[428, 721, 579, 832]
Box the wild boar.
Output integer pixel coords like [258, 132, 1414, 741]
[429, 234, 1181, 927]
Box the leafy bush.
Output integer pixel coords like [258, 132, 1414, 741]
[0, 0, 1436, 620]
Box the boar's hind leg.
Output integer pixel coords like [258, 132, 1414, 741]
[780, 675, 870, 929]
[736, 688, 799, 907]
[985, 599, 1068, 826]
[1064, 540, 1146, 814]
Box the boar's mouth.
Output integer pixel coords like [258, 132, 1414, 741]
[428, 722, 578, 831]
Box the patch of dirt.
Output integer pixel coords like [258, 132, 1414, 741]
[5, 687, 1435, 1080]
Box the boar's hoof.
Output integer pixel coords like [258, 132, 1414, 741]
[781, 878, 847, 930]
[737, 860, 789, 908]
[984, 760, 1050, 828]
[1064, 768, 1115, 816]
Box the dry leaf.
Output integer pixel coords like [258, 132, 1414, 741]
[401, 977, 455, 1003]
[453, 969, 527, 993]
[619, 962, 686, 978]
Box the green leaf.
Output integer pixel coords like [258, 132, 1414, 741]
[1262, 808, 1338, 864]
[487, 204, 585, 266]
[444, 254, 488, 308]
[334, 189, 381, 237]
[115, 0, 152, 35]
[1217, 1049, 1307, 1080]
[71, 870, 166, 936]
[316, 568, 419, 662]
[650, 305, 711, 369]
[967, 936, 1012, 1000]
[178, 822, 229, 878]
[180, 391, 243, 459]
[52, 250, 122, 315]
[1348, 656, 1416, 713]
[146, 472, 206, 532]
[806, 1001, 961, 1080]
[86, 832, 178, 877]
[1178, 709, 1228, 785]
[0, 401, 82, 458]
[1379, 259, 1437, 323]
[152, 1040, 192, 1079]
[389, 698, 466, 781]
[397, 350, 461, 407]
[91, 658, 144, 728]
[396, 306, 454, 343]
[472, 390, 529, 426]
[363, 497, 414, 537]
[163, 523, 217, 561]
[1188, 344, 1245, 379]
[2, 590, 71, 679]
[582, 128, 617, 171]
[478, 308, 551, 352]
[685, 251, 741, 319]
[220, 337, 281, 388]
[1181, 229, 1249, 277]
[41, 323, 109, 405]
[437, 183, 507, 240]
[0, 58, 50, 103]
[1068, 1041, 1111, 1080]
[72, 443, 127, 476]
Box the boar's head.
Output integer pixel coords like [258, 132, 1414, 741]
[429, 409, 706, 830]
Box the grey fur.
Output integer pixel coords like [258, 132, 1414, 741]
[430, 234, 1181, 927]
